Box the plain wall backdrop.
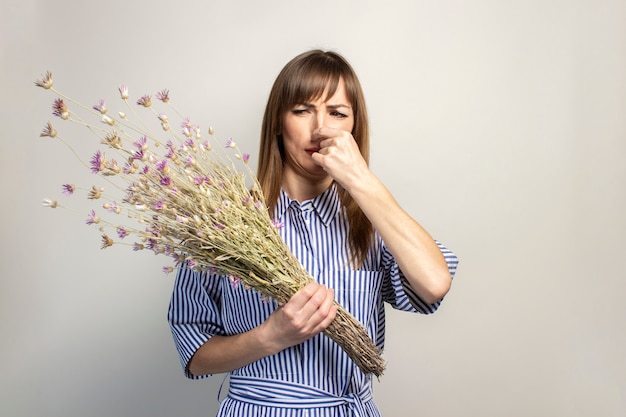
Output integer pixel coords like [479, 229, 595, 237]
[1, 1, 625, 416]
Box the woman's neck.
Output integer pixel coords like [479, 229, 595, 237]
[281, 174, 333, 202]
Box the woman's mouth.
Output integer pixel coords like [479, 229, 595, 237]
[305, 147, 320, 155]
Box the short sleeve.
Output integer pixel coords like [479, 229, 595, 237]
[381, 240, 458, 314]
[167, 266, 225, 379]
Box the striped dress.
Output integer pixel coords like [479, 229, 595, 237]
[168, 184, 459, 416]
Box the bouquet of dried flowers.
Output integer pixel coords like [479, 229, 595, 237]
[35, 72, 385, 376]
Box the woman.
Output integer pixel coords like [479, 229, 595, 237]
[168, 49, 458, 416]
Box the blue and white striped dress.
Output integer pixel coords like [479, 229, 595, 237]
[168, 184, 458, 416]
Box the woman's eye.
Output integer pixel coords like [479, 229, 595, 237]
[291, 109, 308, 115]
[331, 111, 348, 118]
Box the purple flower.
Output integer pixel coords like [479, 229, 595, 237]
[136, 94, 152, 107]
[156, 89, 170, 102]
[92, 99, 107, 114]
[155, 159, 168, 172]
[52, 98, 69, 120]
[160, 176, 171, 186]
[86, 210, 100, 225]
[229, 275, 241, 289]
[193, 175, 204, 185]
[116, 226, 128, 239]
[153, 200, 164, 210]
[133, 243, 145, 251]
[272, 218, 284, 229]
[181, 117, 192, 130]
[214, 223, 225, 230]
[133, 136, 148, 150]
[90, 150, 105, 173]
[119, 85, 129, 99]
[162, 266, 174, 274]
[132, 149, 145, 161]
[61, 184, 75, 196]
[242, 153, 250, 163]
[225, 138, 236, 148]
[105, 201, 121, 214]
[123, 161, 138, 174]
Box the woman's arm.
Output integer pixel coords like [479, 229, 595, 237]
[187, 282, 337, 376]
[312, 127, 452, 304]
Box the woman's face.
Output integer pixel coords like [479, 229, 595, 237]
[280, 78, 355, 184]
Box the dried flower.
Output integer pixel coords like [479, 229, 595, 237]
[62, 184, 76, 196]
[40, 121, 57, 138]
[117, 226, 128, 239]
[225, 138, 236, 148]
[101, 115, 115, 126]
[90, 150, 105, 174]
[93, 99, 107, 114]
[136, 94, 152, 107]
[156, 89, 170, 102]
[88, 185, 104, 199]
[101, 234, 114, 249]
[86, 210, 100, 225]
[119, 85, 129, 99]
[101, 131, 122, 149]
[35, 71, 53, 89]
[52, 98, 69, 120]
[42, 198, 58, 208]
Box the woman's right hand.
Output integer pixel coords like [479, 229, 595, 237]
[187, 282, 337, 376]
[261, 282, 337, 352]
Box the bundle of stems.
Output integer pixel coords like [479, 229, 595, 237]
[35, 72, 385, 376]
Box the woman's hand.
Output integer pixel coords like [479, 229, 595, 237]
[261, 282, 337, 351]
[310, 127, 371, 191]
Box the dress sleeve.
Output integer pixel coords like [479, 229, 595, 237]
[167, 266, 225, 379]
[381, 240, 459, 314]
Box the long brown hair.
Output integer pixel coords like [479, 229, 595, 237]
[257, 50, 373, 267]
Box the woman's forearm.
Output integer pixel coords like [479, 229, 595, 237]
[346, 172, 452, 304]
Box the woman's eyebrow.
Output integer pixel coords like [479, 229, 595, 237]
[327, 104, 352, 110]
[301, 102, 352, 110]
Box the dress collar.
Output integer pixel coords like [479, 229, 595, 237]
[274, 183, 341, 227]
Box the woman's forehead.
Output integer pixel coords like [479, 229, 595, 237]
[291, 76, 347, 104]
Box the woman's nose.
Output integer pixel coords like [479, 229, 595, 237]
[314, 112, 326, 130]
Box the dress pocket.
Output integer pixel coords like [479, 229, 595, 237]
[318, 270, 383, 328]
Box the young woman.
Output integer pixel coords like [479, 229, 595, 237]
[168, 49, 459, 416]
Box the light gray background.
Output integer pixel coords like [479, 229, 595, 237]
[1, 1, 625, 416]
